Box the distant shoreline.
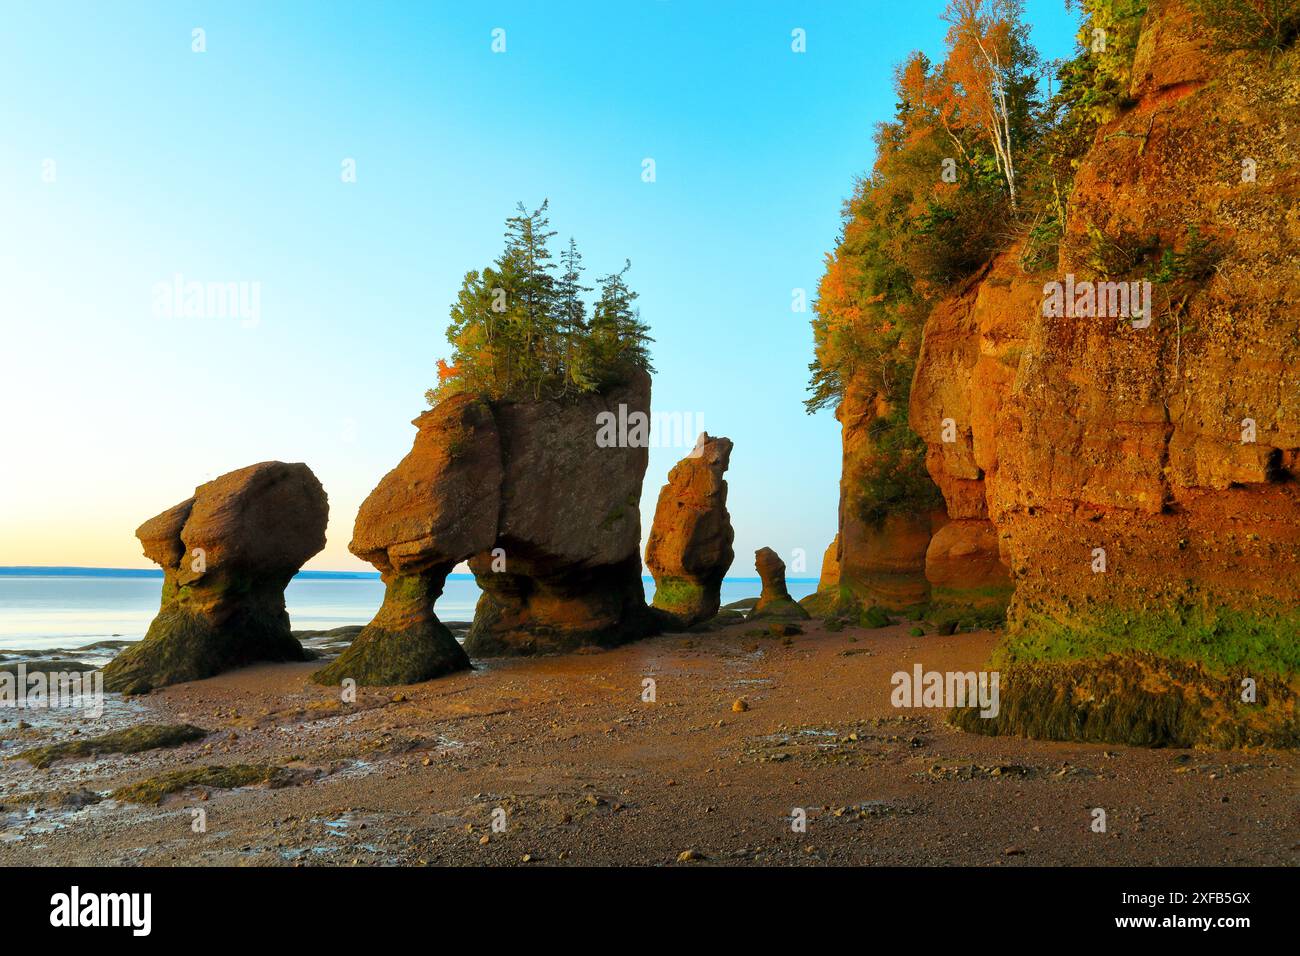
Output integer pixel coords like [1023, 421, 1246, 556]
[0, 566, 818, 584]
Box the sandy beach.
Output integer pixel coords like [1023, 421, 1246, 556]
[2, 618, 1295, 867]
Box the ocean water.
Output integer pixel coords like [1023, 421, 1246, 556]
[0, 568, 818, 658]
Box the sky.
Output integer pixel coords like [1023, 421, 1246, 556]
[0, 0, 1081, 573]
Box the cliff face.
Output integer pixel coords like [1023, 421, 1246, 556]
[823, 379, 939, 612]
[907, 0, 1300, 745]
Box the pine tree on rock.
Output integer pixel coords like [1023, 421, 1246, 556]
[429, 201, 652, 405]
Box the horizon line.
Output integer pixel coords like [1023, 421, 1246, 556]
[0, 565, 820, 583]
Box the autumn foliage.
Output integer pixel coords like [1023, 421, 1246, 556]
[807, 0, 1053, 523]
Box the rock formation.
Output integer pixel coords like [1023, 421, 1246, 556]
[911, 0, 1299, 745]
[803, 381, 942, 617]
[464, 369, 655, 655]
[923, 520, 1011, 610]
[320, 370, 655, 683]
[313, 394, 495, 686]
[748, 547, 810, 622]
[104, 462, 328, 695]
[907, 255, 1021, 624]
[644, 433, 735, 628]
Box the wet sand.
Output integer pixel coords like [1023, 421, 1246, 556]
[1, 619, 1296, 866]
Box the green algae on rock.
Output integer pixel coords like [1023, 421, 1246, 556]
[314, 574, 468, 686]
[798, 585, 863, 620]
[950, 653, 1299, 749]
[111, 764, 288, 805]
[12, 723, 208, 769]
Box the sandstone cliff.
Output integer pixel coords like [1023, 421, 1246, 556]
[910, 0, 1299, 745]
[808, 380, 942, 617]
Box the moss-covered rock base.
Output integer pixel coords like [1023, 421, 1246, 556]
[103, 599, 307, 695]
[950, 652, 1299, 748]
[747, 597, 812, 623]
[313, 621, 469, 686]
[312, 572, 470, 685]
[112, 764, 287, 804]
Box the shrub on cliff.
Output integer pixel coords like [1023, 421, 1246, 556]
[1187, 0, 1300, 57]
[427, 201, 653, 406]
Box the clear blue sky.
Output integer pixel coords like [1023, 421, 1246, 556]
[0, 0, 1080, 572]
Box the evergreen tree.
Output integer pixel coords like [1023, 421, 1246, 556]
[554, 237, 591, 395]
[583, 261, 654, 390]
[428, 202, 653, 405]
[499, 201, 559, 398]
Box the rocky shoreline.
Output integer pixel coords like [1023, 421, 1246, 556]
[1, 616, 1294, 866]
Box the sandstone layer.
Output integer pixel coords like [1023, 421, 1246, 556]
[644, 433, 735, 629]
[104, 462, 328, 695]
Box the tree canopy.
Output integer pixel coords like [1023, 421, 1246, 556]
[428, 201, 654, 405]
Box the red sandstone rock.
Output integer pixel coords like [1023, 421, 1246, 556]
[924, 520, 1011, 608]
[749, 547, 810, 621]
[315, 395, 498, 686]
[903, 0, 1299, 742]
[466, 369, 654, 655]
[644, 433, 735, 628]
[105, 462, 328, 694]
